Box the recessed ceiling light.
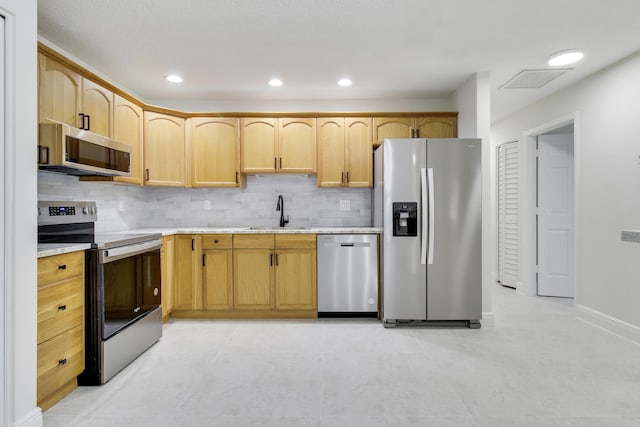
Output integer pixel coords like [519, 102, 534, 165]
[337, 78, 352, 87]
[268, 78, 283, 87]
[548, 50, 584, 66]
[165, 74, 183, 83]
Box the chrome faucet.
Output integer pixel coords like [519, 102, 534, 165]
[276, 195, 289, 227]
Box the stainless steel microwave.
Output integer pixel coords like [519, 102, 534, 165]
[38, 122, 131, 177]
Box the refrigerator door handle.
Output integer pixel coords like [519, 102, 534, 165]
[428, 167, 435, 265]
[420, 167, 428, 265]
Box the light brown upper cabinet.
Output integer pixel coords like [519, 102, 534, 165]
[278, 118, 316, 173]
[38, 54, 114, 138]
[414, 116, 457, 139]
[373, 115, 457, 147]
[317, 117, 372, 187]
[113, 95, 144, 185]
[143, 111, 186, 187]
[373, 117, 413, 147]
[38, 53, 82, 128]
[189, 117, 245, 187]
[241, 117, 316, 174]
[81, 79, 114, 138]
[241, 118, 278, 173]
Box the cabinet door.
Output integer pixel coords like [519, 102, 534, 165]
[144, 111, 186, 186]
[233, 249, 274, 310]
[81, 79, 113, 137]
[113, 95, 144, 185]
[373, 117, 413, 147]
[191, 117, 241, 187]
[203, 249, 233, 310]
[38, 54, 82, 127]
[345, 117, 372, 187]
[241, 118, 277, 173]
[275, 249, 317, 310]
[173, 235, 197, 310]
[316, 118, 345, 187]
[415, 116, 457, 138]
[160, 236, 175, 318]
[278, 118, 316, 173]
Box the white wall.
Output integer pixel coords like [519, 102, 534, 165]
[1, 0, 40, 426]
[492, 51, 640, 331]
[450, 73, 494, 325]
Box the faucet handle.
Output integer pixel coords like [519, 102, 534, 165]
[284, 215, 289, 225]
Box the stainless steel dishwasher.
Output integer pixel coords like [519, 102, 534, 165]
[317, 234, 378, 315]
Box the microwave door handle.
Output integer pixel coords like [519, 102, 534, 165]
[420, 167, 427, 265]
[428, 167, 435, 265]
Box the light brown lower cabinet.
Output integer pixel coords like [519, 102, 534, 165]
[37, 251, 85, 411]
[274, 235, 317, 310]
[169, 233, 317, 318]
[160, 236, 175, 321]
[203, 248, 234, 310]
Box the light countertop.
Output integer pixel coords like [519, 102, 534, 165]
[37, 227, 382, 257]
[125, 227, 382, 236]
[37, 243, 92, 258]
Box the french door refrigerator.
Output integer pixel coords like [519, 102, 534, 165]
[373, 138, 482, 328]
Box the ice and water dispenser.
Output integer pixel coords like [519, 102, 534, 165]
[392, 202, 417, 236]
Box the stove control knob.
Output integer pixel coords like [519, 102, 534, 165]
[91, 207, 97, 214]
[82, 207, 89, 214]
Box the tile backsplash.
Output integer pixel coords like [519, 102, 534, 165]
[38, 172, 372, 232]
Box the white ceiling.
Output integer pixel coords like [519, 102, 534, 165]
[37, 0, 640, 122]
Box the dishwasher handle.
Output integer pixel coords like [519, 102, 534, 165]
[323, 241, 371, 248]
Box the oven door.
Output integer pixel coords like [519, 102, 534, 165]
[100, 239, 162, 339]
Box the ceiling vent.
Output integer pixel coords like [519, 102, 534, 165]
[500, 69, 570, 89]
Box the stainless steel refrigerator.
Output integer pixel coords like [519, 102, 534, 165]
[373, 138, 482, 328]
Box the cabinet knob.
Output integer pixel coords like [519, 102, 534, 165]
[58, 304, 67, 311]
[214, 239, 219, 243]
[58, 358, 67, 366]
[58, 264, 67, 270]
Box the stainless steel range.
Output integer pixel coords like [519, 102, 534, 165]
[38, 201, 163, 384]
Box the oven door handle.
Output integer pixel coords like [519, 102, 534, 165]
[100, 239, 162, 264]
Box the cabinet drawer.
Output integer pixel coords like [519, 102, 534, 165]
[37, 325, 84, 404]
[233, 234, 274, 249]
[202, 234, 233, 249]
[38, 252, 84, 286]
[37, 276, 84, 344]
[275, 234, 316, 249]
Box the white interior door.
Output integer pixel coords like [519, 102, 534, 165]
[537, 132, 574, 297]
[0, 14, 5, 423]
[497, 141, 519, 288]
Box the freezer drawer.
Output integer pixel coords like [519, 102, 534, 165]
[317, 234, 378, 313]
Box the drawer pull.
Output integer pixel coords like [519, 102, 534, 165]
[58, 304, 67, 311]
[58, 264, 67, 270]
[58, 358, 67, 366]
[214, 239, 219, 243]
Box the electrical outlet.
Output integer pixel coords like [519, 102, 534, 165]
[118, 200, 125, 212]
[204, 200, 211, 210]
[339, 200, 350, 211]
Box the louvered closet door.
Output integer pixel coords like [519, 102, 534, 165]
[497, 142, 519, 288]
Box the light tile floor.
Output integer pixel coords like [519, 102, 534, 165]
[44, 285, 640, 426]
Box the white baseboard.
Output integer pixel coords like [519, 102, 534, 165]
[481, 311, 495, 327]
[576, 304, 640, 346]
[15, 407, 42, 427]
